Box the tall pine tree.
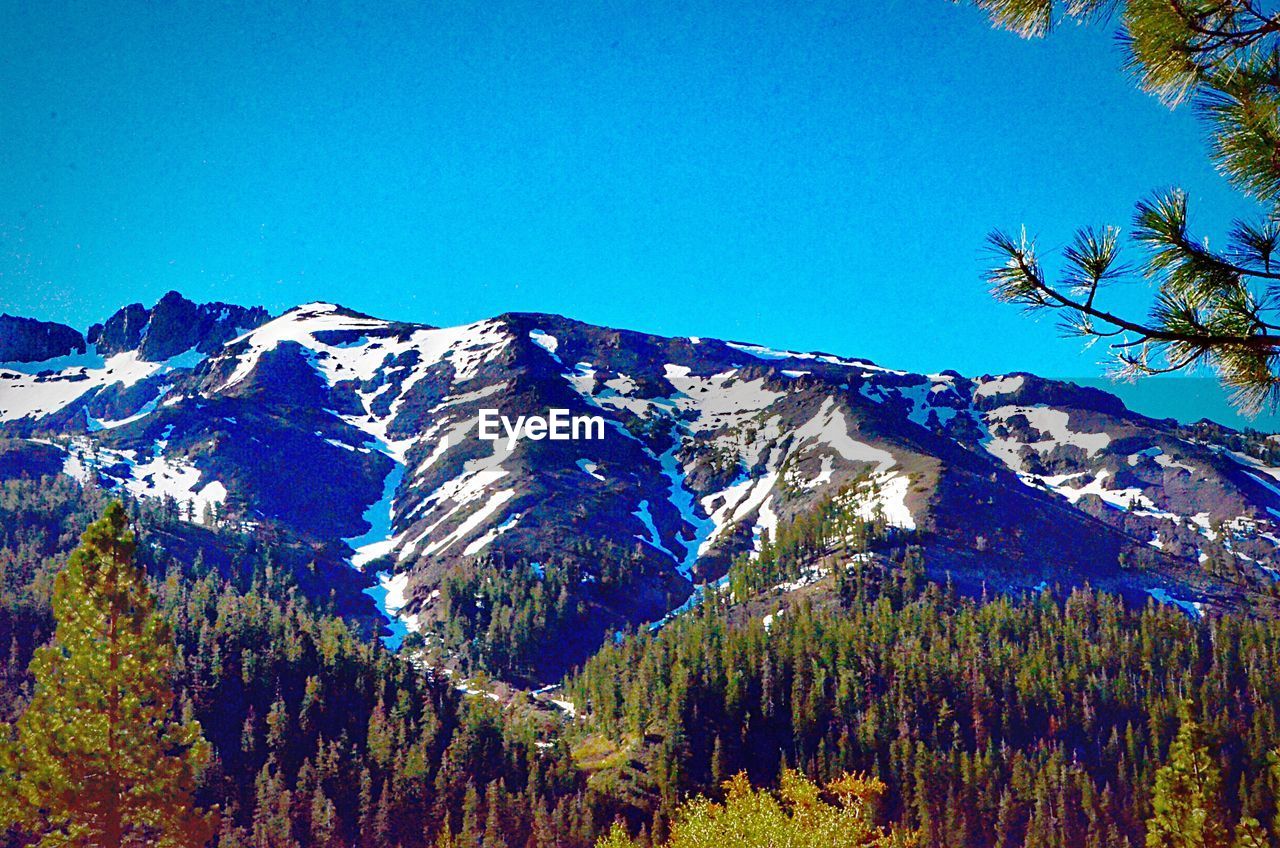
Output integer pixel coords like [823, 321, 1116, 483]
[1146, 706, 1230, 848]
[0, 501, 215, 847]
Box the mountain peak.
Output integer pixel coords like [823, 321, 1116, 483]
[2, 296, 1278, 675]
[86, 291, 272, 362]
[0, 314, 85, 363]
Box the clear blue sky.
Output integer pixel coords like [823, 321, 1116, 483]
[0, 0, 1265, 420]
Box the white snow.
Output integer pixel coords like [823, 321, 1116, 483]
[1191, 512, 1219, 540]
[1019, 468, 1180, 521]
[85, 386, 172, 431]
[415, 417, 478, 474]
[754, 496, 779, 552]
[792, 398, 896, 473]
[429, 381, 509, 411]
[576, 459, 605, 481]
[802, 455, 835, 490]
[725, 342, 905, 373]
[974, 375, 1024, 397]
[1126, 446, 1196, 474]
[549, 699, 577, 718]
[786, 398, 914, 530]
[862, 473, 915, 529]
[221, 304, 394, 390]
[54, 436, 227, 520]
[463, 511, 522, 556]
[984, 405, 1112, 472]
[529, 329, 561, 360]
[403, 451, 511, 540]
[1155, 453, 1196, 473]
[661, 365, 784, 432]
[603, 374, 638, 394]
[420, 487, 516, 557]
[700, 465, 781, 557]
[219, 305, 512, 466]
[0, 348, 191, 423]
[363, 572, 418, 650]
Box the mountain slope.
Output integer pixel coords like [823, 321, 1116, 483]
[4, 292, 1280, 677]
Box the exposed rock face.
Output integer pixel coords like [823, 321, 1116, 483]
[87, 290, 271, 361]
[5, 292, 1280, 677]
[0, 315, 85, 362]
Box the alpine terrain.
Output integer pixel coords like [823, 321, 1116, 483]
[3, 291, 1279, 680]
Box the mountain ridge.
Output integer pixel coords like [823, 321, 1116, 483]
[4, 291, 1280, 680]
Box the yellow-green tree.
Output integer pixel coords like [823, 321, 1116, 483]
[0, 501, 215, 847]
[1146, 707, 1230, 848]
[596, 769, 916, 848]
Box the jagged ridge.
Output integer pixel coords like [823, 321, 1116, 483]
[3, 292, 1279, 678]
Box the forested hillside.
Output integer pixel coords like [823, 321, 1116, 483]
[5, 473, 1280, 845]
[11, 293, 1280, 684]
[0, 478, 617, 847]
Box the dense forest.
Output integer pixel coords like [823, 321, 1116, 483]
[4, 470, 1280, 845]
[0, 476, 620, 847]
[571, 559, 1280, 846]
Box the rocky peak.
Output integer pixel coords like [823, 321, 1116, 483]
[87, 290, 272, 361]
[0, 315, 85, 363]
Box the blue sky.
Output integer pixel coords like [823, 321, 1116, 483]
[0, 0, 1268, 423]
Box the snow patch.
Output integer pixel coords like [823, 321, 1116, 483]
[576, 459, 605, 481]
[363, 572, 419, 650]
[974, 375, 1024, 397]
[463, 511, 522, 556]
[529, 329, 561, 360]
[1147, 588, 1204, 619]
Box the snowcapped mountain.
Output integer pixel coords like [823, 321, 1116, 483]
[4, 292, 1280, 674]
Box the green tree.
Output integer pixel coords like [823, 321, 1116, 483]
[596, 770, 916, 848]
[0, 501, 215, 847]
[1231, 817, 1268, 848]
[961, 0, 1280, 412]
[1146, 707, 1230, 848]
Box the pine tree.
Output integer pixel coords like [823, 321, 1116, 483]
[1146, 706, 1230, 848]
[0, 501, 215, 847]
[961, 0, 1280, 412]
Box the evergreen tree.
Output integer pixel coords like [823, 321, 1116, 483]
[0, 501, 215, 847]
[1146, 706, 1230, 848]
[961, 0, 1280, 411]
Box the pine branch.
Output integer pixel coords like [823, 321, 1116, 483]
[986, 228, 1280, 348]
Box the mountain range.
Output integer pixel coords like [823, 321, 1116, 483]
[4, 291, 1280, 680]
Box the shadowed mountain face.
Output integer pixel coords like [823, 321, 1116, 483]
[0, 315, 85, 362]
[3, 293, 1279, 677]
